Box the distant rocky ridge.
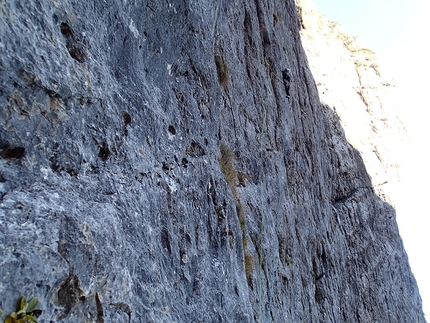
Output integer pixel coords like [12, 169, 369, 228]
[0, 0, 426, 322]
[296, 0, 409, 205]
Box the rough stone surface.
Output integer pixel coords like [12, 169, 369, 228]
[0, 1, 426, 323]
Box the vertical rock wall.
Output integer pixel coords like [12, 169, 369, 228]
[0, 0, 425, 322]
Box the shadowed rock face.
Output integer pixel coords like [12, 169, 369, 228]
[0, 1, 425, 323]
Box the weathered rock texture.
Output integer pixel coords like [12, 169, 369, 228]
[0, 0, 426, 322]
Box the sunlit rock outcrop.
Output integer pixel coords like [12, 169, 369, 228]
[296, 0, 409, 204]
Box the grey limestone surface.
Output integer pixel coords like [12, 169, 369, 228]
[0, 0, 426, 322]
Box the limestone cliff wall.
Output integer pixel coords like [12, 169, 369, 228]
[0, 0, 425, 322]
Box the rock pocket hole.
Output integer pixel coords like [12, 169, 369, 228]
[60, 22, 86, 63]
[0, 142, 25, 159]
[182, 158, 188, 168]
[123, 111, 131, 125]
[168, 125, 176, 135]
[186, 141, 205, 157]
[123, 112, 132, 136]
[68, 43, 86, 63]
[98, 142, 110, 161]
[60, 22, 73, 38]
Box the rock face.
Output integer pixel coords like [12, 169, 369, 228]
[0, 1, 425, 323]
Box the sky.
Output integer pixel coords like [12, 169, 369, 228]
[311, 0, 430, 319]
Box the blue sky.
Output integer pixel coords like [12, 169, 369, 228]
[311, 0, 430, 319]
[312, 0, 427, 56]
